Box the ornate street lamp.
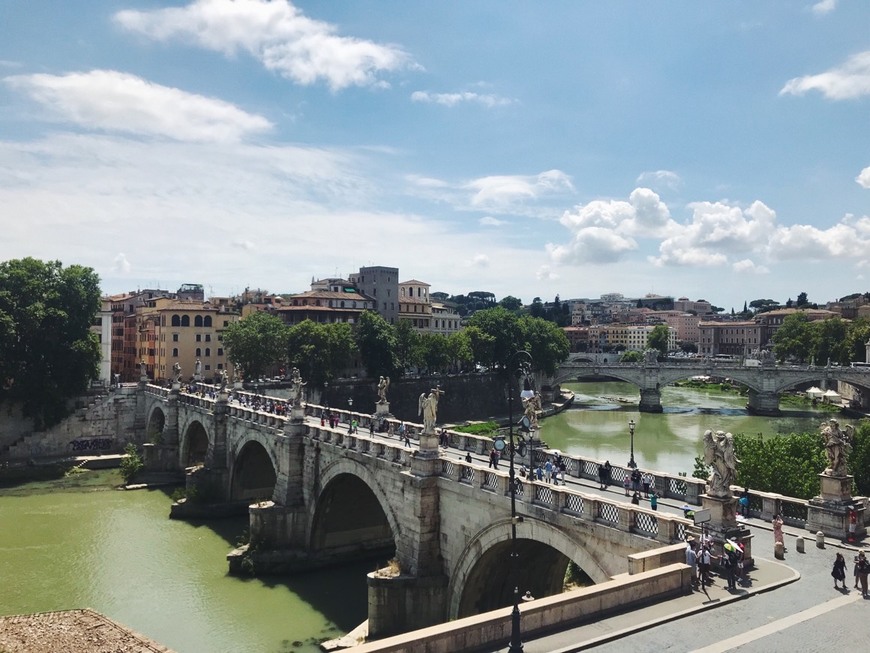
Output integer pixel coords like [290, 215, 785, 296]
[627, 418, 637, 469]
[493, 349, 533, 653]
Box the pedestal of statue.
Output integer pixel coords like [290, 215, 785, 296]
[411, 430, 441, 476]
[289, 404, 306, 423]
[375, 401, 391, 417]
[806, 474, 866, 540]
[698, 493, 753, 568]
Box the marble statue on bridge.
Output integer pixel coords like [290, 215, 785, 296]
[419, 387, 444, 434]
[377, 376, 390, 404]
[703, 429, 739, 499]
[289, 367, 306, 407]
[821, 418, 853, 477]
[172, 362, 182, 384]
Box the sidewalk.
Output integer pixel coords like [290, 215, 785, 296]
[522, 555, 799, 653]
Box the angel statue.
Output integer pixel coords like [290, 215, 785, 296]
[418, 387, 444, 434]
[522, 391, 542, 429]
[377, 376, 390, 404]
[289, 367, 307, 407]
[821, 418, 853, 477]
[172, 362, 182, 383]
[219, 369, 228, 392]
[703, 429, 739, 499]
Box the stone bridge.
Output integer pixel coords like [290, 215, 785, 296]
[553, 355, 870, 415]
[137, 382, 692, 638]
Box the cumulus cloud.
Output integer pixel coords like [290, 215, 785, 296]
[768, 222, 870, 260]
[410, 90, 513, 108]
[114, 0, 415, 91]
[635, 170, 681, 190]
[112, 253, 131, 274]
[466, 169, 574, 208]
[780, 51, 870, 100]
[811, 0, 837, 15]
[536, 265, 558, 281]
[4, 70, 272, 142]
[471, 254, 490, 268]
[652, 200, 777, 267]
[857, 166, 870, 188]
[479, 216, 507, 227]
[732, 259, 769, 274]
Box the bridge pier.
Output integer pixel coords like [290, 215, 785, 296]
[638, 388, 662, 413]
[746, 390, 781, 416]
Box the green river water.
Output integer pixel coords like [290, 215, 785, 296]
[0, 381, 836, 652]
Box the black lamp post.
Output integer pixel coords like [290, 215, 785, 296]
[494, 349, 533, 653]
[627, 418, 637, 469]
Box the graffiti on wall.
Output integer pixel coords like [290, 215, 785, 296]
[69, 438, 114, 452]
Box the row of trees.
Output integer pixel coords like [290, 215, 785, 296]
[222, 307, 571, 385]
[0, 258, 102, 429]
[772, 314, 870, 365]
[693, 423, 870, 499]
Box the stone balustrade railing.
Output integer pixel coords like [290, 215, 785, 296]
[144, 389, 861, 531]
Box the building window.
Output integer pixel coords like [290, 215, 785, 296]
[205, 365, 211, 371]
[171, 315, 181, 327]
[195, 315, 203, 327]
[217, 363, 223, 370]
[205, 334, 211, 342]
[172, 333, 179, 342]
[218, 348, 223, 356]
[196, 334, 202, 342]
[172, 348, 178, 357]
[205, 348, 211, 357]
[204, 316, 212, 327]
[196, 348, 202, 357]
[181, 315, 190, 327]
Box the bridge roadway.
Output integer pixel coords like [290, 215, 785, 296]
[553, 356, 870, 415]
[345, 424, 864, 652]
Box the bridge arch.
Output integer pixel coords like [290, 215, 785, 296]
[309, 459, 401, 565]
[145, 405, 165, 442]
[229, 440, 277, 502]
[448, 518, 610, 619]
[180, 419, 209, 468]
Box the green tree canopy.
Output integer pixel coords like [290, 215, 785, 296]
[498, 295, 524, 312]
[354, 310, 398, 379]
[393, 319, 422, 373]
[772, 312, 811, 362]
[620, 350, 643, 363]
[518, 315, 570, 375]
[646, 324, 670, 359]
[222, 310, 289, 380]
[0, 258, 101, 429]
[286, 320, 358, 385]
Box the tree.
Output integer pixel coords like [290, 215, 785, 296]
[772, 312, 811, 362]
[498, 295, 523, 312]
[354, 310, 398, 379]
[222, 311, 289, 380]
[463, 325, 495, 368]
[849, 422, 870, 496]
[447, 330, 474, 371]
[621, 350, 643, 363]
[324, 322, 356, 379]
[796, 292, 809, 307]
[529, 297, 545, 319]
[285, 319, 351, 386]
[419, 333, 451, 373]
[393, 319, 422, 373]
[647, 324, 670, 359]
[467, 307, 524, 370]
[0, 258, 101, 429]
[518, 315, 570, 375]
[845, 318, 870, 363]
[732, 432, 826, 500]
[814, 317, 849, 366]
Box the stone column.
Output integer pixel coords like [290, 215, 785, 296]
[699, 493, 753, 568]
[638, 388, 663, 413]
[746, 389, 781, 416]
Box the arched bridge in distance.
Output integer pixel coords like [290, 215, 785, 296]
[133, 381, 695, 639]
[552, 355, 870, 415]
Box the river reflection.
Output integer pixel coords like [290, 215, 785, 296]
[540, 381, 834, 476]
[0, 481, 369, 653]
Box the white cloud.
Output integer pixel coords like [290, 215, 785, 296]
[780, 51, 870, 100]
[652, 200, 777, 267]
[732, 259, 769, 274]
[811, 0, 837, 15]
[113, 253, 131, 274]
[4, 70, 272, 142]
[536, 265, 558, 281]
[410, 91, 513, 108]
[479, 216, 506, 227]
[857, 166, 870, 188]
[768, 222, 870, 260]
[635, 170, 681, 190]
[115, 0, 415, 91]
[466, 170, 574, 208]
[471, 254, 490, 268]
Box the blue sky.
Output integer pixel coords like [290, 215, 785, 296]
[2, 0, 869, 312]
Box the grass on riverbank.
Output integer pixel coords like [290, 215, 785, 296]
[0, 466, 124, 495]
[452, 421, 499, 437]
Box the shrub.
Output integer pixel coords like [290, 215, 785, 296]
[119, 443, 144, 484]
